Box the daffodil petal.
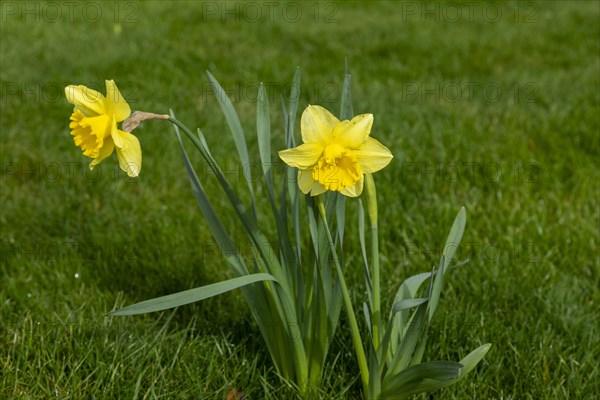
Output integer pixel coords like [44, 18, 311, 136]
[301, 105, 339, 144]
[105, 80, 131, 122]
[279, 143, 323, 169]
[334, 113, 373, 148]
[298, 169, 314, 194]
[309, 182, 328, 196]
[89, 137, 115, 170]
[355, 137, 393, 173]
[111, 118, 126, 148]
[65, 85, 106, 116]
[340, 174, 364, 197]
[298, 169, 327, 196]
[114, 130, 142, 177]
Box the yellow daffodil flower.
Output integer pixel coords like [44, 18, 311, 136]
[279, 105, 393, 197]
[65, 80, 141, 177]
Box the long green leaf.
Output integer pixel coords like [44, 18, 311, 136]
[206, 70, 256, 218]
[403, 341, 489, 396]
[381, 361, 463, 398]
[257, 83, 296, 278]
[428, 255, 447, 323]
[110, 273, 276, 316]
[257, 83, 274, 203]
[358, 199, 373, 303]
[169, 117, 287, 290]
[387, 300, 428, 375]
[457, 343, 491, 379]
[287, 67, 301, 144]
[387, 272, 430, 358]
[169, 112, 309, 387]
[441, 207, 467, 271]
[391, 298, 428, 314]
[170, 111, 247, 277]
[171, 112, 291, 377]
[286, 69, 302, 261]
[404, 344, 491, 396]
[340, 59, 353, 121]
[428, 207, 467, 321]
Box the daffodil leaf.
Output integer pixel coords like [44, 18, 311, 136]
[387, 300, 428, 376]
[428, 207, 467, 321]
[205, 70, 256, 219]
[197, 128, 212, 157]
[442, 207, 467, 270]
[391, 298, 429, 314]
[363, 302, 371, 334]
[287, 67, 301, 147]
[340, 59, 353, 121]
[335, 193, 346, 247]
[387, 271, 430, 358]
[367, 339, 381, 399]
[286, 69, 302, 262]
[169, 109, 307, 381]
[170, 110, 247, 277]
[457, 343, 491, 379]
[257, 83, 274, 203]
[380, 361, 464, 399]
[257, 83, 296, 275]
[110, 273, 277, 316]
[358, 199, 372, 302]
[335, 62, 351, 249]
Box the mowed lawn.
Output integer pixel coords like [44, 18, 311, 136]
[1, 1, 598, 399]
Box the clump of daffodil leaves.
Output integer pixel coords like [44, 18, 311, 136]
[66, 65, 489, 399]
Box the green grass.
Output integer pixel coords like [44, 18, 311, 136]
[1, 0, 599, 398]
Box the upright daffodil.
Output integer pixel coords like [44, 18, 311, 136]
[65, 80, 141, 177]
[279, 105, 393, 197]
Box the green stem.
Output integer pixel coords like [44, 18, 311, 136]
[364, 174, 381, 350]
[316, 197, 369, 395]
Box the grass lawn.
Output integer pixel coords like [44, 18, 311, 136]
[1, 1, 599, 398]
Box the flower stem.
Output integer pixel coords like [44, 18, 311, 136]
[364, 174, 381, 350]
[316, 197, 369, 395]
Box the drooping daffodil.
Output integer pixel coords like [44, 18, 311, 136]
[65, 80, 141, 177]
[279, 105, 393, 197]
